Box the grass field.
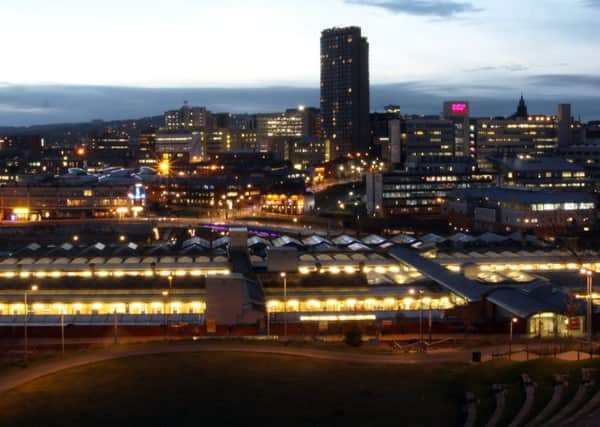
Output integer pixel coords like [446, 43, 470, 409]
[1, 352, 600, 427]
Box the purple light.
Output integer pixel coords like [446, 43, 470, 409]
[451, 103, 468, 114]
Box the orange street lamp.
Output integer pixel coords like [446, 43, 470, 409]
[24, 284, 38, 365]
[509, 317, 518, 360]
[281, 272, 288, 339]
[580, 268, 594, 354]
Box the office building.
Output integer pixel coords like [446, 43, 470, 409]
[205, 129, 232, 157]
[256, 110, 303, 142]
[366, 158, 494, 216]
[285, 139, 326, 169]
[154, 132, 205, 163]
[369, 110, 400, 162]
[90, 132, 134, 163]
[256, 107, 320, 158]
[214, 113, 256, 131]
[444, 187, 597, 234]
[164, 103, 212, 131]
[491, 155, 590, 190]
[475, 101, 578, 170]
[403, 117, 456, 160]
[320, 26, 370, 160]
[443, 101, 474, 157]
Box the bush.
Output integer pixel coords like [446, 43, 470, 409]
[344, 325, 363, 347]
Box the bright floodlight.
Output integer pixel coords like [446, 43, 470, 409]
[159, 159, 170, 175]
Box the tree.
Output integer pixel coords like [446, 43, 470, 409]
[344, 324, 363, 347]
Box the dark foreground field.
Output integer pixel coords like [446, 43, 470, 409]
[1, 352, 600, 427]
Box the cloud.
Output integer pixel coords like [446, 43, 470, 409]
[464, 64, 529, 73]
[344, 0, 482, 17]
[0, 103, 55, 114]
[528, 74, 600, 90]
[1, 82, 600, 127]
[585, 0, 600, 8]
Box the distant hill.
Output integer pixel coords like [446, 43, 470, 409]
[0, 115, 164, 139]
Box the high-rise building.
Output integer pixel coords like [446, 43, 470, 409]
[320, 26, 370, 160]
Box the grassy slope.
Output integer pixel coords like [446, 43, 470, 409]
[2, 352, 600, 427]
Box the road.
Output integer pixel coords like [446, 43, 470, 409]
[0, 215, 335, 236]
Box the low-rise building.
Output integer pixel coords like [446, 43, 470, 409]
[366, 158, 494, 216]
[444, 187, 597, 234]
[0, 174, 145, 220]
[154, 132, 205, 163]
[491, 155, 590, 190]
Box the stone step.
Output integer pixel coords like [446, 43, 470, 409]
[484, 384, 508, 427]
[526, 374, 568, 427]
[508, 374, 536, 427]
[463, 391, 477, 427]
[546, 369, 594, 427]
[559, 388, 600, 426]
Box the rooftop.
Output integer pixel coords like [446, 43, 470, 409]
[492, 156, 585, 172]
[449, 187, 597, 205]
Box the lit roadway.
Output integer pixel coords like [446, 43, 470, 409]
[0, 215, 335, 236]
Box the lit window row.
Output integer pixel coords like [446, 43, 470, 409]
[0, 268, 230, 279]
[265, 296, 456, 313]
[0, 301, 206, 315]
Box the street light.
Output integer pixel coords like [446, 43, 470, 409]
[158, 159, 170, 176]
[423, 297, 433, 343]
[60, 306, 65, 356]
[113, 307, 119, 344]
[409, 288, 425, 348]
[580, 268, 594, 355]
[281, 272, 288, 339]
[509, 317, 518, 360]
[24, 284, 38, 366]
[162, 290, 169, 341]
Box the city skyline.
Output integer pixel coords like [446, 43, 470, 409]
[1, 84, 599, 127]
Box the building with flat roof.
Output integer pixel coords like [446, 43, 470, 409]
[366, 158, 494, 217]
[0, 172, 145, 220]
[154, 132, 204, 163]
[320, 26, 370, 160]
[443, 101, 473, 157]
[164, 103, 212, 131]
[491, 155, 590, 190]
[444, 187, 597, 234]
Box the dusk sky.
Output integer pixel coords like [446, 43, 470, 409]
[1, 0, 599, 125]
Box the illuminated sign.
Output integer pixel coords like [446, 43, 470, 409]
[451, 103, 469, 114]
